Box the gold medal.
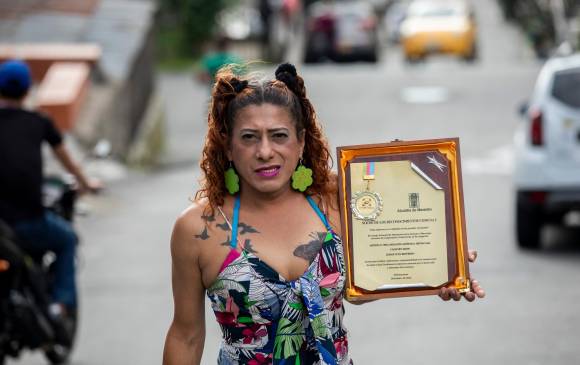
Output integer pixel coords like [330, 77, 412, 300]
[351, 161, 383, 220]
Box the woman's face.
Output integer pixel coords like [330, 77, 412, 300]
[228, 103, 304, 196]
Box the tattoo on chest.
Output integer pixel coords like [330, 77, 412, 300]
[216, 221, 230, 232]
[243, 239, 257, 253]
[239, 222, 259, 234]
[194, 213, 260, 249]
[293, 232, 326, 263]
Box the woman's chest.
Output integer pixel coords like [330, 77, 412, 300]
[245, 225, 329, 275]
[208, 234, 347, 315]
[199, 213, 331, 287]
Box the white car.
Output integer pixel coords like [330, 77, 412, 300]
[514, 53, 580, 249]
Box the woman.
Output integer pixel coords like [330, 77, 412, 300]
[163, 63, 484, 365]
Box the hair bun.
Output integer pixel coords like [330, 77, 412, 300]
[230, 78, 248, 93]
[275, 62, 300, 93]
[275, 63, 297, 78]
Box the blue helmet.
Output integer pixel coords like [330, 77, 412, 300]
[0, 60, 32, 99]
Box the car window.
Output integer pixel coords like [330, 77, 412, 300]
[552, 67, 580, 108]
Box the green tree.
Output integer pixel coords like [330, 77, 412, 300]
[157, 0, 232, 62]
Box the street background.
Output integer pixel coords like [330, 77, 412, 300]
[5, 0, 580, 364]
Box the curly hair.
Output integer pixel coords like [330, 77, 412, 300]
[196, 63, 335, 211]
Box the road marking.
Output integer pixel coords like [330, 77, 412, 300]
[400, 86, 449, 104]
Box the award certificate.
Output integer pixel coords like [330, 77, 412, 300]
[337, 138, 470, 300]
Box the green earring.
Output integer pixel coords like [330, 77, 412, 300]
[291, 158, 313, 192]
[225, 162, 240, 195]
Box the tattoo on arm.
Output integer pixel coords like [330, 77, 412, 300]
[201, 214, 215, 222]
[196, 215, 215, 241]
[194, 226, 210, 240]
[293, 232, 326, 263]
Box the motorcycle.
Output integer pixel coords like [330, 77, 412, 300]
[0, 176, 79, 364]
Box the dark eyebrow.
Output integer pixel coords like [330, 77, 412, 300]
[239, 129, 258, 134]
[268, 128, 289, 133]
[238, 128, 290, 133]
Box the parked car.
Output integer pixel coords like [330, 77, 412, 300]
[399, 0, 476, 62]
[304, 0, 379, 63]
[514, 53, 580, 249]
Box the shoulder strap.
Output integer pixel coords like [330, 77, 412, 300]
[230, 195, 241, 248]
[306, 195, 331, 230]
[216, 206, 233, 230]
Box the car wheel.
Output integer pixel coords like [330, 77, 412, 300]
[463, 43, 478, 62]
[405, 54, 422, 64]
[303, 48, 319, 64]
[516, 195, 543, 249]
[365, 49, 378, 63]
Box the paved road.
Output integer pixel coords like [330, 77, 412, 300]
[9, 1, 580, 364]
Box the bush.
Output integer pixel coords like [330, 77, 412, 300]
[157, 0, 231, 64]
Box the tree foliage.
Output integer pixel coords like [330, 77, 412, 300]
[158, 0, 231, 57]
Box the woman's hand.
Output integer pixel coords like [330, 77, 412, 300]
[438, 250, 486, 302]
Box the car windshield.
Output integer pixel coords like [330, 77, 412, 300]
[552, 67, 580, 108]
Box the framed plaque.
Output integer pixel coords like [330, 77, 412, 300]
[337, 138, 470, 301]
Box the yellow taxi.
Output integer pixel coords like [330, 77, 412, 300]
[399, 0, 477, 62]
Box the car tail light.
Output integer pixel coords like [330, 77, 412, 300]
[528, 191, 547, 204]
[309, 14, 335, 32]
[530, 109, 543, 146]
[0, 259, 9, 272]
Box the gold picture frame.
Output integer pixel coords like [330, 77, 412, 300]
[337, 138, 470, 300]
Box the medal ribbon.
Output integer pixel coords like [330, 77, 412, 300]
[363, 161, 375, 180]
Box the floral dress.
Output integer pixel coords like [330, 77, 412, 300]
[207, 195, 351, 365]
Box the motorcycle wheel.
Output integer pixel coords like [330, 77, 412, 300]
[44, 305, 78, 364]
[45, 344, 71, 364]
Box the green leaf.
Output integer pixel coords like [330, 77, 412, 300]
[324, 232, 333, 242]
[274, 318, 304, 359]
[244, 295, 258, 308]
[237, 316, 253, 324]
[208, 278, 246, 293]
[320, 288, 330, 297]
[311, 315, 328, 339]
[289, 302, 304, 310]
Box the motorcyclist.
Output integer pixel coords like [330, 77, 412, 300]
[0, 59, 101, 320]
